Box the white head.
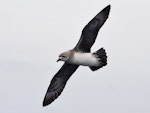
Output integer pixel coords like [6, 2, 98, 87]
[57, 50, 72, 62]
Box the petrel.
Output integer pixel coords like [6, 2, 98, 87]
[43, 5, 111, 106]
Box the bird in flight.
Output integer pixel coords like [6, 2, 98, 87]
[43, 5, 111, 106]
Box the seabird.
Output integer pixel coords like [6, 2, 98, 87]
[43, 5, 111, 106]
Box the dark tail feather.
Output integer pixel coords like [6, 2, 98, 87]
[90, 48, 107, 71]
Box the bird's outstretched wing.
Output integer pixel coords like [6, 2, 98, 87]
[43, 5, 111, 106]
[74, 5, 111, 52]
[43, 63, 79, 106]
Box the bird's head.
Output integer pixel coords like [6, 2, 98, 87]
[57, 51, 71, 62]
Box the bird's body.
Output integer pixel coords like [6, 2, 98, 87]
[43, 5, 111, 106]
[70, 52, 99, 66]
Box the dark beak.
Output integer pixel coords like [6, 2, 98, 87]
[57, 58, 61, 62]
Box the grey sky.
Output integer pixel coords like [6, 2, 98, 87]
[0, 0, 150, 113]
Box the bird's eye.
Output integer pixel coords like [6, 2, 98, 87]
[61, 56, 65, 58]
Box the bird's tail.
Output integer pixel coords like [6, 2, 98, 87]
[89, 48, 107, 71]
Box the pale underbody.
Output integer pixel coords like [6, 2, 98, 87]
[69, 52, 100, 67]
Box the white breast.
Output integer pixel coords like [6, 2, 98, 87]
[70, 52, 99, 66]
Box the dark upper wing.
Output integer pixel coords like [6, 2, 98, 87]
[43, 63, 79, 106]
[74, 5, 111, 52]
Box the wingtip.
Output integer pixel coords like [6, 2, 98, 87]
[105, 5, 111, 15]
[42, 98, 51, 107]
[106, 4, 111, 9]
[42, 94, 52, 107]
[94, 4, 111, 20]
[42, 98, 48, 107]
[102, 4, 111, 14]
[43, 103, 46, 107]
[43, 103, 47, 107]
